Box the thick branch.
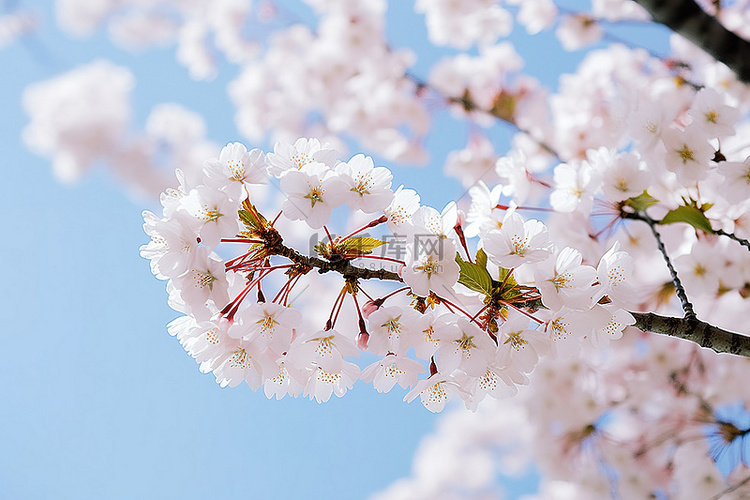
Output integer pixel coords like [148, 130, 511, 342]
[632, 0, 750, 83]
[632, 311, 750, 357]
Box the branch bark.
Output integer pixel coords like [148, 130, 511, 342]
[632, 0, 750, 83]
[632, 311, 750, 357]
[270, 238, 404, 283]
[267, 232, 750, 358]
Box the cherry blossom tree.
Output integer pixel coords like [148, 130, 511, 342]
[16, 0, 750, 497]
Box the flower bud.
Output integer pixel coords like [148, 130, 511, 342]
[362, 298, 383, 318]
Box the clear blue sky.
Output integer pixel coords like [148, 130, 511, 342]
[0, 1, 671, 498]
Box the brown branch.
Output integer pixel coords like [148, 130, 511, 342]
[632, 0, 750, 83]
[269, 239, 404, 283]
[632, 311, 750, 357]
[260, 225, 750, 358]
[623, 210, 696, 320]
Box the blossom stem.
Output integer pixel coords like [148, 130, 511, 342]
[453, 223, 473, 263]
[707, 474, 750, 500]
[221, 238, 264, 244]
[358, 286, 375, 302]
[272, 276, 293, 304]
[325, 285, 347, 331]
[265, 231, 403, 282]
[284, 275, 302, 306]
[380, 286, 410, 303]
[357, 255, 405, 265]
[270, 210, 283, 227]
[470, 304, 490, 322]
[323, 225, 334, 244]
[495, 204, 555, 212]
[434, 294, 484, 328]
[501, 301, 544, 324]
[340, 215, 388, 242]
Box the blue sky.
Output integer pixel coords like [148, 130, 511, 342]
[0, 1, 672, 498]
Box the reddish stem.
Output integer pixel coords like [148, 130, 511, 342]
[357, 255, 405, 265]
[495, 204, 554, 213]
[501, 301, 544, 324]
[340, 215, 388, 242]
[454, 223, 473, 263]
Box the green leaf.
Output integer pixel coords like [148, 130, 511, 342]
[496, 267, 518, 289]
[659, 205, 714, 233]
[475, 248, 488, 270]
[455, 253, 494, 297]
[238, 205, 268, 234]
[338, 237, 385, 255]
[625, 191, 658, 211]
[494, 267, 522, 302]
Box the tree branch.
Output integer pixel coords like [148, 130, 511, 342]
[269, 238, 404, 283]
[632, 0, 750, 83]
[264, 226, 750, 358]
[632, 311, 750, 357]
[715, 227, 750, 251]
[623, 210, 696, 320]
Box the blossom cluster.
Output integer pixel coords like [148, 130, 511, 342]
[142, 138, 639, 411]
[374, 330, 750, 500]
[22, 60, 217, 197]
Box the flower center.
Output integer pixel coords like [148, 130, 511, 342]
[550, 271, 572, 292]
[676, 144, 695, 164]
[200, 204, 223, 222]
[382, 315, 403, 335]
[194, 270, 218, 290]
[510, 234, 528, 256]
[304, 186, 325, 207]
[415, 257, 441, 278]
[351, 174, 374, 196]
[230, 348, 252, 369]
[504, 331, 529, 350]
[316, 368, 342, 384]
[384, 362, 404, 378]
[310, 335, 335, 356]
[291, 152, 311, 170]
[549, 318, 571, 341]
[228, 160, 245, 181]
[257, 312, 279, 335]
[456, 332, 477, 352]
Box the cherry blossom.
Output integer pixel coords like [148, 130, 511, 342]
[28, 1, 750, 495]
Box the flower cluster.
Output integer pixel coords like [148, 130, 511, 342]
[374, 330, 750, 500]
[22, 60, 217, 196]
[143, 138, 638, 411]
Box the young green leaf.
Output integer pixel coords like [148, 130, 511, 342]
[659, 205, 714, 233]
[624, 191, 658, 211]
[455, 253, 494, 297]
[338, 237, 386, 255]
[476, 248, 488, 270]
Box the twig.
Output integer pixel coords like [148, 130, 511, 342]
[269, 236, 403, 283]
[707, 472, 750, 500]
[624, 211, 696, 320]
[715, 228, 750, 252]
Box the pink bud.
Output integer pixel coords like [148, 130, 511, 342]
[362, 299, 383, 318]
[357, 331, 370, 351]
